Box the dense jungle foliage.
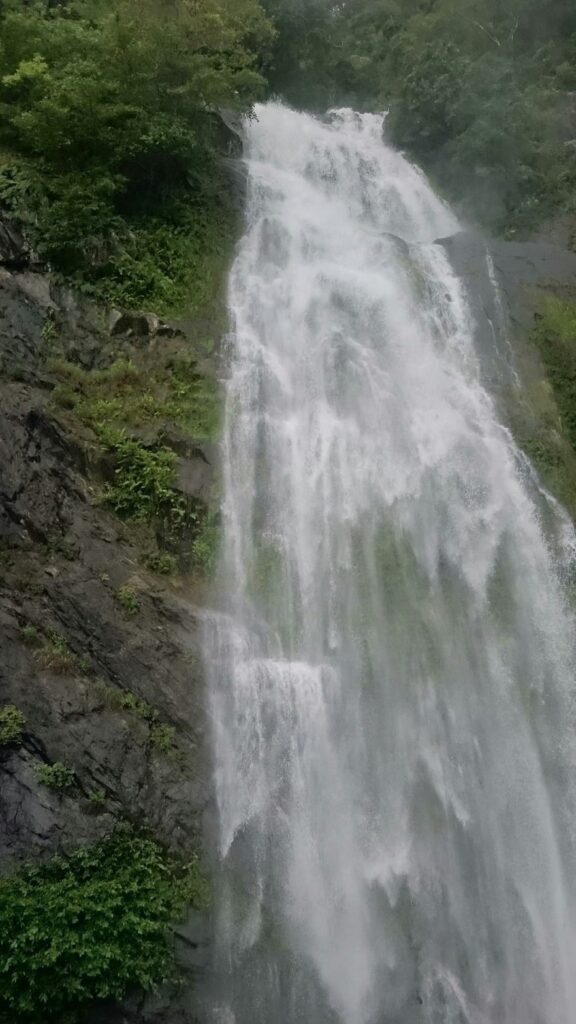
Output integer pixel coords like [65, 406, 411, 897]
[0, 0, 575, 305]
[263, 0, 576, 233]
[0, 0, 273, 310]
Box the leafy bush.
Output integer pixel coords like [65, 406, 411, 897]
[144, 551, 178, 576]
[34, 761, 75, 790]
[0, 705, 26, 747]
[103, 436, 182, 524]
[116, 584, 141, 616]
[0, 825, 208, 1023]
[150, 723, 176, 755]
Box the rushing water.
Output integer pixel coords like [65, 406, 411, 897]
[204, 103, 576, 1024]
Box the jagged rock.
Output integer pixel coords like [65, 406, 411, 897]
[177, 448, 215, 505]
[436, 229, 576, 393]
[110, 311, 160, 337]
[0, 250, 215, 1023]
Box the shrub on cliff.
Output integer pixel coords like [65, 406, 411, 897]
[0, 825, 209, 1023]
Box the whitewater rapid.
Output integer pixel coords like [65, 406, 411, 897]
[204, 103, 576, 1024]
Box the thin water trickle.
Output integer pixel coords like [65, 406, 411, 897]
[204, 103, 576, 1024]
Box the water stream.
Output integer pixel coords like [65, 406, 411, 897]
[204, 103, 576, 1024]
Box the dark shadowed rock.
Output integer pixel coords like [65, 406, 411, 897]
[0, 254, 216, 1024]
[436, 230, 576, 394]
[0, 214, 29, 268]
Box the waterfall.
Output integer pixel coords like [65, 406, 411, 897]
[204, 103, 576, 1024]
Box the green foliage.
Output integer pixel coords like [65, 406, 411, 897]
[533, 298, 576, 448]
[95, 683, 177, 755]
[0, 0, 272, 310]
[150, 723, 176, 754]
[264, 0, 576, 234]
[116, 584, 141, 616]
[145, 551, 178, 576]
[88, 788, 106, 807]
[34, 761, 75, 790]
[0, 825, 208, 1024]
[97, 682, 155, 721]
[0, 705, 26, 747]
[50, 355, 220, 442]
[105, 437, 185, 527]
[506, 295, 576, 519]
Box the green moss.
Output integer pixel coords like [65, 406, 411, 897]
[509, 296, 576, 518]
[0, 825, 209, 1024]
[0, 706, 26, 747]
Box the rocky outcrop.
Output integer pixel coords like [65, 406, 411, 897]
[0, 262, 219, 1022]
[437, 229, 576, 382]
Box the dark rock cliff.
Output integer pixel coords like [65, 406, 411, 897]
[0, 226, 220, 1022]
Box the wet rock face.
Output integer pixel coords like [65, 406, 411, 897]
[437, 230, 576, 390]
[0, 251, 217, 1022]
[0, 270, 213, 863]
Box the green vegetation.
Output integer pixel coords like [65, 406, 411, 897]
[0, 0, 573, 280]
[0, 0, 273, 313]
[263, 0, 576, 234]
[49, 356, 219, 556]
[97, 682, 155, 721]
[34, 629, 78, 674]
[150, 723, 176, 755]
[96, 683, 177, 756]
[104, 438, 185, 526]
[533, 298, 576, 447]
[144, 551, 178, 576]
[506, 295, 576, 517]
[50, 356, 220, 442]
[116, 584, 141, 616]
[34, 761, 75, 790]
[0, 825, 209, 1024]
[20, 624, 38, 645]
[0, 705, 26, 746]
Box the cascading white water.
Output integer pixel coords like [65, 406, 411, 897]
[205, 103, 576, 1024]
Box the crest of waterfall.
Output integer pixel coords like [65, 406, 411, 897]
[204, 102, 576, 1024]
